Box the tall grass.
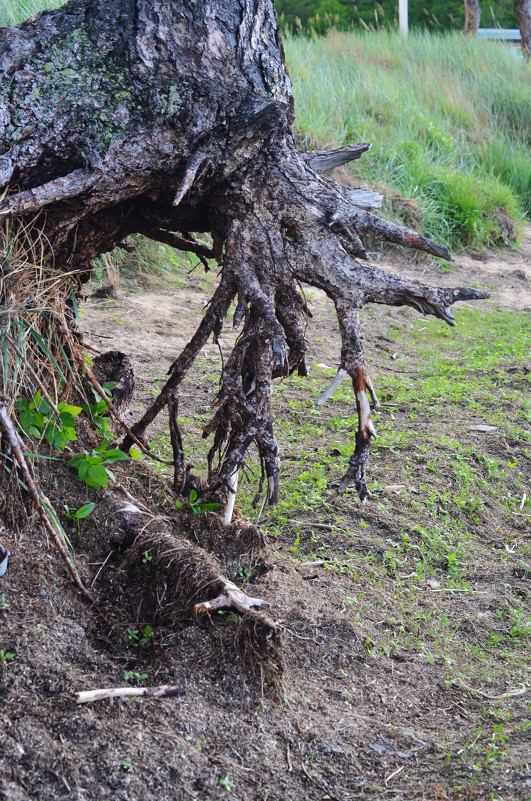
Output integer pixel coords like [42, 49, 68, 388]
[0, 0, 63, 27]
[285, 30, 531, 248]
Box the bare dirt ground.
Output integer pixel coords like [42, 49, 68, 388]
[1, 231, 530, 801]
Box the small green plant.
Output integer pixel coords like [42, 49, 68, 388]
[175, 489, 220, 516]
[218, 777, 235, 791]
[64, 502, 96, 526]
[447, 552, 459, 575]
[0, 649, 15, 662]
[0, 596, 8, 609]
[120, 761, 133, 772]
[123, 670, 148, 683]
[237, 566, 251, 587]
[142, 551, 152, 564]
[68, 446, 127, 490]
[123, 625, 152, 648]
[16, 393, 82, 450]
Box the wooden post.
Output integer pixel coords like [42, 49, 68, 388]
[399, 0, 408, 36]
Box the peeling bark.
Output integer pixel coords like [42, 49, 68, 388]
[0, 0, 488, 510]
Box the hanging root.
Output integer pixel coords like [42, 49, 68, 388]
[123, 138, 489, 506]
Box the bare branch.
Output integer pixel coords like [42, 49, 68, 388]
[303, 142, 371, 173]
[0, 169, 99, 220]
[76, 685, 183, 704]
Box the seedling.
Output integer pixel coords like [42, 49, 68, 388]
[123, 625, 152, 648]
[68, 447, 127, 490]
[16, 393, 82, 451]
[64, 503, 95, 521]
[175, 489, 220, 516]
[219, 777, 234, 791]
[0, 649, 15, 662]
[447, 552, 459, 575]
[123, 670, 148, 683]
[0, 596, 8, 609]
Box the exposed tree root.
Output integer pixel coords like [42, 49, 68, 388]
[117, 139, 489, 511]
[109, 496, 282, 686]
[0, 0, 490, 600]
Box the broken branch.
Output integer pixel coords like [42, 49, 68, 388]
[76, 684, 183, 704]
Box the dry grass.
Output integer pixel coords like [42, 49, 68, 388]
[0, 217, 79, 412]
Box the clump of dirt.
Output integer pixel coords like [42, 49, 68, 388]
[1, 232, 530, 800]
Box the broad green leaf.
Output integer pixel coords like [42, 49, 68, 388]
[102, 449, 128, 464]
[87, 463, 108, 488]
[19, 410, 33, 429]
[74, 503, 95, 520]
[58, 403, 82, 417]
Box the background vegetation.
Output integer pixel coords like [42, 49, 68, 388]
[285, 30, 531, 249]
[276, 0, 517, 33]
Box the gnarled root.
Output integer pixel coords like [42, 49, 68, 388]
[123, 138, 488, 506]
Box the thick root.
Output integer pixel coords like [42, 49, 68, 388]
[117, 139, 488, 506]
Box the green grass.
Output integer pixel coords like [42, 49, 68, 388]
[0, 0, 62, 26]
[285, 30, 531, 248]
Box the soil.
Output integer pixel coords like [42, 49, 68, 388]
[1, 231, 530, 801]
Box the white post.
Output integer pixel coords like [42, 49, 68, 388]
[399, 0, 408, 36]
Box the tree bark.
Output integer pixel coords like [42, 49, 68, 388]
[514, 0, 531, 57]
[463, 0, 481, 34]
[0, 0, 488, 508]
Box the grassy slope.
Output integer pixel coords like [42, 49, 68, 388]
[0, 0, 62, 27]
[285, 30, 531, 248]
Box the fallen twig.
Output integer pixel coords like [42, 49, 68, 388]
[455, 677, 528, 700]
[385, 765, 404, 785]
[76, 684, 183, 704]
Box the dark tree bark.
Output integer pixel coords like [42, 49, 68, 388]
[514, 0, 531, 57]
[463, 0, 481, 34]
[0, 0, 488, 516]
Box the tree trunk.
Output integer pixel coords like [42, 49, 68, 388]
[0, 0, 488, 510]
[514, 0, 531, 57]
[463, 0, 481, 34]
